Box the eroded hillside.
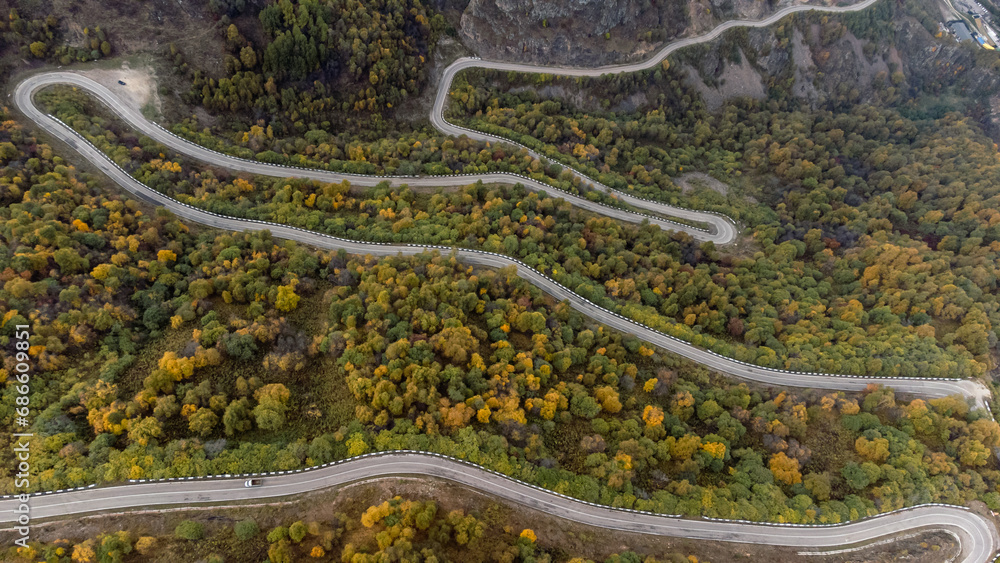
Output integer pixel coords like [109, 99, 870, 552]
[459, 0, 839, 66]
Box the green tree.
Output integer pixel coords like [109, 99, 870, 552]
[54, 247, 89, 274]
[235, 519, 259, 541]
[29, 41, 46, 58]
[97, 531, 132, 563]
[289, 520, 308, 543]
[253, 383, 291, 431]
[175, 520, 204, 540]
[515, 311, 547, 334]
[224, 332, 258, 360]
[267, 526, 289, 543]
[224, 398, 253, 436]
[803, 472, 832, 501]
[841, 462, 870, 490]
[570, 393, 601, 419]
[189, 407, 219, 437]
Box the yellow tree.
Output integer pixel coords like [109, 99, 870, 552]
[668, 434, 701, 461]
[135, 537, 156, 555]
[701, 441, 726, 460]
[642, 405, 664, 427]
[769, 452, 802, 485]
[595, 386, 622, 413]
[275, 279, 300, 312]
[431, 325, 478, 365]
[29, 41, 46, 58]
[855, 436, 890, 463]
[71, 540, 96, 563]
[670, 391, 695, 420]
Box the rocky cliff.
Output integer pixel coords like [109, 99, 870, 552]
[676, 2, 1000, 122]
[458, 0, 834, 66]
[459, 0, 686, 65]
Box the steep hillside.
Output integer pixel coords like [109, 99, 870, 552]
[673, 0, 1000, 134]
[458, 0, 840, 66]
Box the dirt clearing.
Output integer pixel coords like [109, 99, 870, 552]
[73, 60, 161, 117]
[675, 172, 732, 196]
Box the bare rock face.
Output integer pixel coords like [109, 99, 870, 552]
[485, 0, 634, 35]
[457, 0, 813, 66]
[460, 0, 679, 66]
[681, 48, 766, 112]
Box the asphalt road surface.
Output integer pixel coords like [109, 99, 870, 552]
[0, 452, 996, 562]
[13, 73, 734, 244]
[7, 0, 998, 557]
[430, 0, 882, 244]
[14, 72, 993, 406]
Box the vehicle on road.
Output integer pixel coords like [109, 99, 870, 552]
[244, 479, 262, 487]
[117, 80, 126, 85]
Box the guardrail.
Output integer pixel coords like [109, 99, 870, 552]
[12, 2, 999, 550]
[47, 114, 984, 391]
[147, 120, 723, 238]
[434, 113, 737, 230]
[0, 448, 988, 536]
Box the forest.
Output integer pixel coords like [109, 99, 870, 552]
[6, 0, 1000, 556]
[440, 38, 1000, 386]
[65, 0, 997, 388]
[450, 76, 1000, 374]
[0, 9, 114, 68]
[2, 493, 718, 563]
[158, 106, 652, 220]
[182, 0, 447, 131]
[4, 100, 1000, 533]
[39, 84, 994, 383]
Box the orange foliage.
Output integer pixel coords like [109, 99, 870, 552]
[642, 405, 664, 427]
[769, 452, 802, 485]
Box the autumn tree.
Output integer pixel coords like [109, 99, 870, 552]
[769, 452, 802, 485]
[253, 383, 291, 431]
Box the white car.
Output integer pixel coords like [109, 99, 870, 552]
[244, 479, 262, 487]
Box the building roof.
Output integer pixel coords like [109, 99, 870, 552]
[950, 20, 975, 41]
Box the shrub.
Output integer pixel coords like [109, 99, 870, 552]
[175, 520, 204, 540]
[267, 526, 289, 543]
[289, 520, 308, 543]
[135, 536, 156, 555]
[235, 519, 259, 540]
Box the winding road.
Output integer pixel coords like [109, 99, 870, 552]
[430, 0, 881, 236]
[13, 72, 992, 406]
[6, 0, 999, 559]
[14, 72, 734, 244]
[1, 451, 997, 563]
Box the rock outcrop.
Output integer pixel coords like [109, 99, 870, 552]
[458, 0, 833, 66]
[459, 0, 687, 66]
